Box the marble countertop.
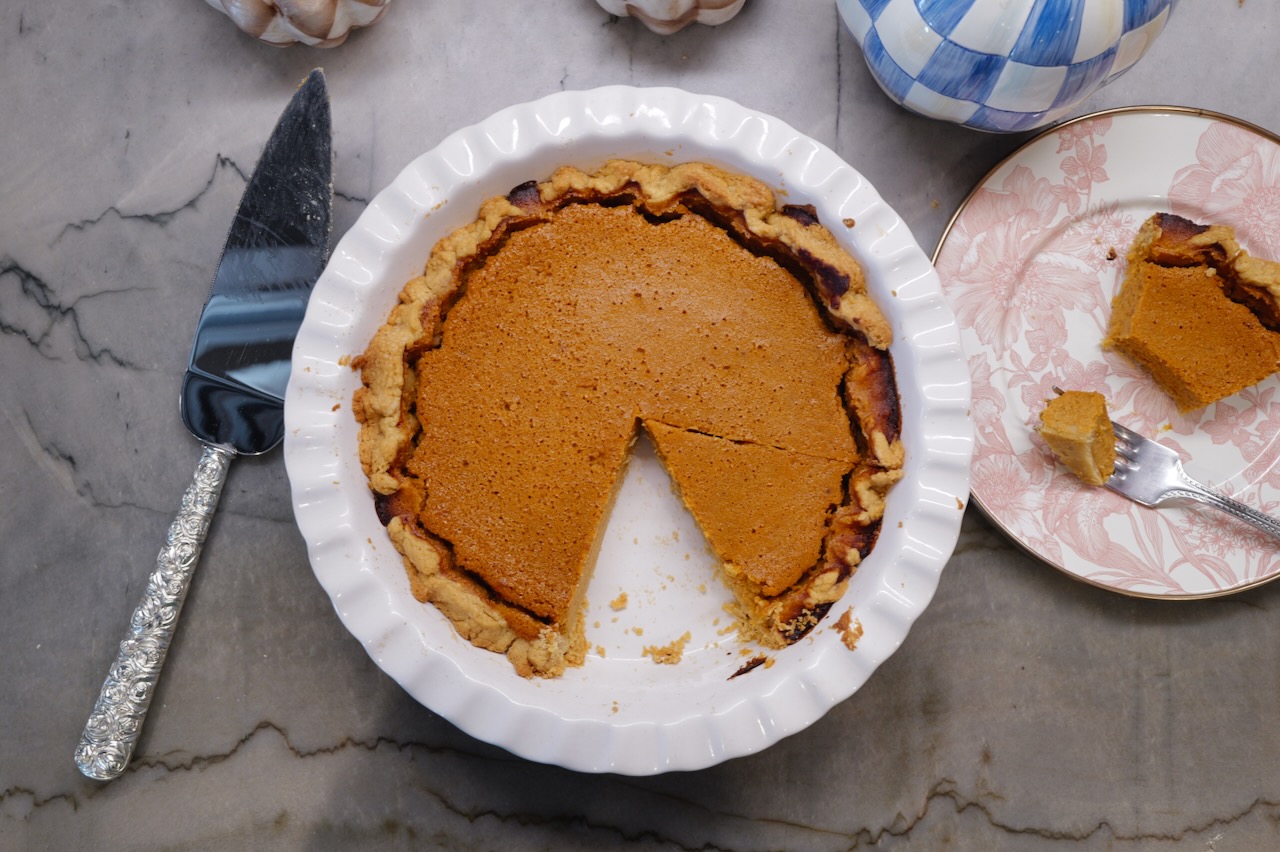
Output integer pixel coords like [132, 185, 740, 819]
[5, 1, 1280, 849]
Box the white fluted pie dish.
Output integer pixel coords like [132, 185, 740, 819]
[283, 86, 972, 775]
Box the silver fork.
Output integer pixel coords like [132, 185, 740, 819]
[1107, 419, 1280, 541]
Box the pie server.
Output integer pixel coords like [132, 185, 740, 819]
[74, 69, 333, 781]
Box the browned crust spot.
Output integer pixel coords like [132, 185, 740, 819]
[1141, 212, 1280, 329]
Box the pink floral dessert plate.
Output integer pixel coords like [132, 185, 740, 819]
[935, 106, 1280, 599]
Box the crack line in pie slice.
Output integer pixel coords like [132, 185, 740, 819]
[354, 161, 903, 678]
[643, 420, 848, 615]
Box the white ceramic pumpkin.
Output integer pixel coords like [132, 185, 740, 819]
[204, 0, 391, 48]
[596, 0, 746, 35]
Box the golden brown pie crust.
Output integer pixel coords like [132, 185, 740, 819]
[353, 160, 902, 677]
[1137, 212, 1280, 330]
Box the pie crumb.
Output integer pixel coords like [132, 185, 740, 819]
[643, 631, 692, 664]
[835, 608, 864, 651]
[609, 592, 628, 611]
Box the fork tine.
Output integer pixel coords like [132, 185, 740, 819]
[1110, 419, 1144, 444]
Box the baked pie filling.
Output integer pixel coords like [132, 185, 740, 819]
[354, 160, 903, 677]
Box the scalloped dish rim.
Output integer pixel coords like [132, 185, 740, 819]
[282, 86, 973, 775]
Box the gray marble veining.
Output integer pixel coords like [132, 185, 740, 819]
[4, 1, 1280, 849]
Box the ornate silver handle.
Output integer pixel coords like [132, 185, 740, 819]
[1176, 475, 1280, 542]
[74, 443, 234, 781]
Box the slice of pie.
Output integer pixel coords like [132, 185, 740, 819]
[644, 420, 852, 644]
[353, 160, 902, 677]
[1104, 213, 1280, 412]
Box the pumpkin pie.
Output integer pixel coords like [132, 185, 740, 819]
[1038, 390, 1115, 486]
[1104, 213, 1280, 412]
[353, 160, 902, 677]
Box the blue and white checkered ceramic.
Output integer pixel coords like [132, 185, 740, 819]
[837, 0, 1178, 133]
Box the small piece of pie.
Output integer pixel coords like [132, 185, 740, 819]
[1038, 390, 1115, 486]
[353, 160, 903, 677]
